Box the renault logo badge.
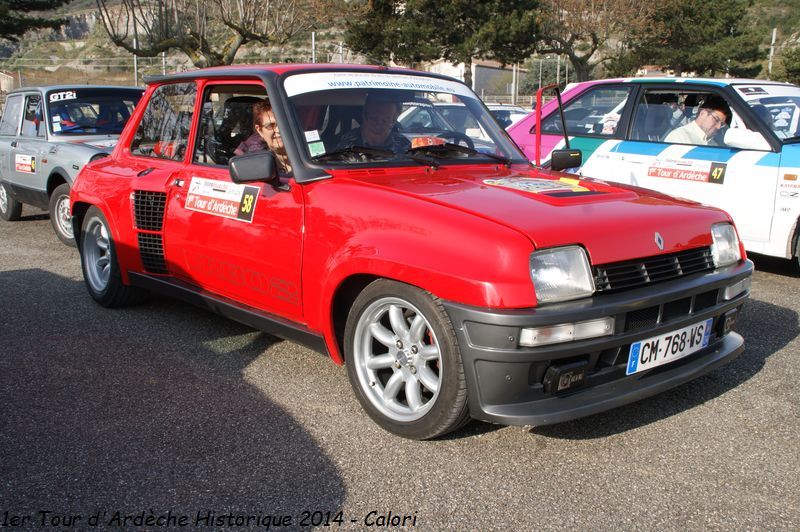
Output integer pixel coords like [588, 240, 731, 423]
[655, 232, 664, 250]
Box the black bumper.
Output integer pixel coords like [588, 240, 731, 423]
[442, 260, 753, 426]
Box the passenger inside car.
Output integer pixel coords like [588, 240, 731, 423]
[664, 96, 731, 146]
[234, 99, 292, 174]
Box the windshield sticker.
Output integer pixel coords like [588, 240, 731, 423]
[308, 141, 326, 157]
[52, 122, 62, 132]
[304, 130, 321, 142]
[14, 154, 36, 174]
[185, 177, 259, 223]
[738, 87, 768, 96]
[284, 72, 474, 98]
[483, 177, 589, 194]
[49, 91, 77, 102]
[647, 159, 727, 184]
[735, 83, 800, 102]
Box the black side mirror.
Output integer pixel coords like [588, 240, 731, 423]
[550, 149, 582, 172]
[229, 150, 279, 185]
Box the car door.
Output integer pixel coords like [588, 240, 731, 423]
[0, 94, 23, 183]
[602, 84, 778, 245]
[9, 93, 47, 198]
[163, 80, 305, 322]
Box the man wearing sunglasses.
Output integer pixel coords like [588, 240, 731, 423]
[664, 95, 731, 146]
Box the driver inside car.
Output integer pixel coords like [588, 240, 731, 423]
[336, 93, 411, 153]
[234, 99, 292, 174]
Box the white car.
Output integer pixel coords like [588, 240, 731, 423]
[486, 104, 528, 128]
[509, 78, 800, 266]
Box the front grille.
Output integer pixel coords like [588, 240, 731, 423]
[622, 289, 720, 333]
[133, 191, 167, 231]
[138, 233, 168, 274]
[594, 247, 714, 293]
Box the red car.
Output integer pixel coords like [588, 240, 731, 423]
[70, 65, 752, 439]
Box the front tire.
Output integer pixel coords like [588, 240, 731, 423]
[0, 182, 22, 221]
[49, 183, 75, 246]
[345, 279, 470, 440]
[79, 206, 144, 307]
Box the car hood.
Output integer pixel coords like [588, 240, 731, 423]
[337, 165, 729, 265]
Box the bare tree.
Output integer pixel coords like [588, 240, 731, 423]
[96, 0, 335, 67]
[535, 0, 655, 81]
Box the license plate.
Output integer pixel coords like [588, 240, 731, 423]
[626, 318, 713, 375]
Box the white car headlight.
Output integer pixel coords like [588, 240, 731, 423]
[530, 246, 595, 304]
[711, 223, 741, 268]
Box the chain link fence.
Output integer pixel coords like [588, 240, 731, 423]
[0, 53, 570, 112]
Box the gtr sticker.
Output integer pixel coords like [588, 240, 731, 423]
[14, 154, 36, 173]
[48, 90, 77, 102]
[646, 159, 727, 184]
[185, 177, 259, 223]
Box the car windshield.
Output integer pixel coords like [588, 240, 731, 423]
[47, 88, 142, 136]
[736, 83, 800, 141]
[283, 71, 526, 166]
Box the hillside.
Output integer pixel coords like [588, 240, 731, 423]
[2, 0, 800, 86]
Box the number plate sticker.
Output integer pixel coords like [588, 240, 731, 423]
[627, 318, 713, 375]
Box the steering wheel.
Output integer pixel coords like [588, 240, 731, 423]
[436, 131, 475, 150]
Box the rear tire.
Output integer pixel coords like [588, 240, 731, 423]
[49, 183, 75, 246]
[79, 206, 145, 307]
[0, 182, 22, 221]
[344, 279, 470, 440]
[795, 232, 800, 271]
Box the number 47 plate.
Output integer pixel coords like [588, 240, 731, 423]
[627, 318, 713, 375]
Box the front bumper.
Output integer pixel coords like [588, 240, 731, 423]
[442, 259, 753, 426]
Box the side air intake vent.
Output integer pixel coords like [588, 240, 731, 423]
[138, 233, 168, 274]
[133, 190, 167, 231]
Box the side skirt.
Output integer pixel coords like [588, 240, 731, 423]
[129, 272, 328, 355]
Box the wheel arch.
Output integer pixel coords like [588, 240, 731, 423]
[71, 201, 93, 249]
[329, 273, 382, 365]
[46, 169, 69, 196]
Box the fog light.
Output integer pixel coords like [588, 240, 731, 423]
[519, 317, 615, 347]
[720, 308, 739, 335]
[723, 277, 751, 300]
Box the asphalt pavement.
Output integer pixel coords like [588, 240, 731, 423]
[1, 206, 798, 530]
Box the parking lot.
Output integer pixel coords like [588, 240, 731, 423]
[1, 206, 798, 530]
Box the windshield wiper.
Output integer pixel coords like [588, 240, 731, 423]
[410, 143, 511, 165]
[312, 146, 440, 168]
[312, 146, 395, 162]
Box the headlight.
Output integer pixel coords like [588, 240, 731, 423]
[711, 223, 741, 268]
[530, 246, 595, 304]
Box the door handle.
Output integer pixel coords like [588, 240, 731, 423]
[137, 167, 154, 177]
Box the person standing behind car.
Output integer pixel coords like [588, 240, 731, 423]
[664, 96, 731, 146]
[235, 99, 292, 174]
[336, 93, 411, 153]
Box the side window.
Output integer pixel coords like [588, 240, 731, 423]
[193, 85, 267, 166]
[631, 90, 691, 143]
[131, 82, 197, 161]
[542, 86, 632, 137]
[21, 95, 45, 138]
[0, 94, 23, 136]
